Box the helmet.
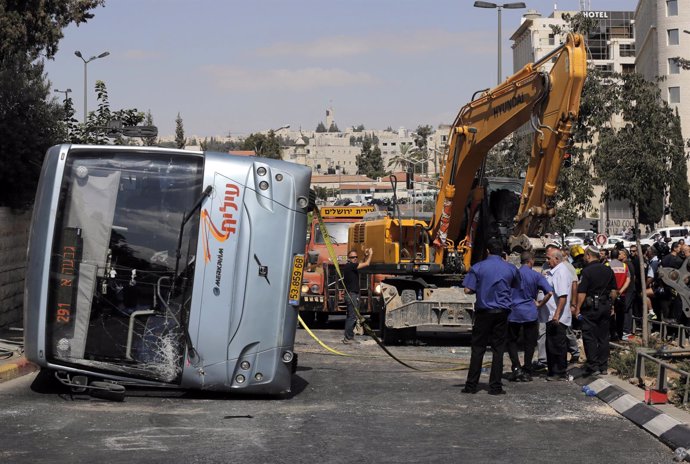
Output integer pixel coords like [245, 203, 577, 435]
[570, 244, 585, 258]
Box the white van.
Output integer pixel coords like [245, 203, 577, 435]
[639, 227, 689, 246]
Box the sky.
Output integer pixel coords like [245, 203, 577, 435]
[43, 0, 639, 138]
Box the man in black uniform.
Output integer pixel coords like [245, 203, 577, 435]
[574, 245, 618, 376]
[341, 247, 373, 344]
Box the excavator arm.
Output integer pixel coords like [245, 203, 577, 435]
[431, 33, 587, 268]
[348, 33, 586, 276]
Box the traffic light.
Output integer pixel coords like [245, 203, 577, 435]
[563, 152, 572, 168]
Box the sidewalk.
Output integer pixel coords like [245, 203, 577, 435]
[0, 328, 36, 383]
[571, 366, 690, 454]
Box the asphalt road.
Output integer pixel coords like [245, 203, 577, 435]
[0, 325, 676, 463]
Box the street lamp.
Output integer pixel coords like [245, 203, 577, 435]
[74, 50, 110, 123]
[473, 1, 527, 85]
[54, 88, 72, 101]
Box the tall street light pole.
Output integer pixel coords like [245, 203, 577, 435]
[74, 50, 110, 123]
[473, 2, 526, 85]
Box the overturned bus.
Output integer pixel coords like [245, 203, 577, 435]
[24, 144, 311, 397]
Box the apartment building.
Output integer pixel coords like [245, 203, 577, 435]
[635, 0, 690, 184]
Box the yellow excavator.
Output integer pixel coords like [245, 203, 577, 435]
[348, 33, 587, 343]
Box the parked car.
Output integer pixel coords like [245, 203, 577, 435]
[601, 235, 634, 250]
[563, 236, 584, 246]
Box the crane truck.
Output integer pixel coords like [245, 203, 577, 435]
[300, 205, 385, 325]
[348, 33, 588, 343]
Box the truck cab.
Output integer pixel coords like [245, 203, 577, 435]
[300, 206, 384, 324]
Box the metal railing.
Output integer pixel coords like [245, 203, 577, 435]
[632, 316, 690, 347]
[634, 348, 690, 405]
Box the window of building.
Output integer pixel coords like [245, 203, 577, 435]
[621, 63, 635, 74]
[610, 26, 633, 39]
[669, 86, 681, 103]
[594, 63, 614, 75]
[669, 58, 681, 74]
[548, 33, 555, 46]
[668, 29, 679, 45]
[619, 43, 635, 57]
[391, 142, 396, 146]
[667, 0, 678, 16]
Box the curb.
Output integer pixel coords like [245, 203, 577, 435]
[0, 356, 37, 383]
[579, 375, 690, 452]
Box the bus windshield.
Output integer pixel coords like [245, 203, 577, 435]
[46, 149, 204, 383]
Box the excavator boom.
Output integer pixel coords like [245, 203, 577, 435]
[349, 33, 587, 276]
[432, 33, 587, 265]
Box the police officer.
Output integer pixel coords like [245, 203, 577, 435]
[462, 238, 521, 395]
[574, 245, 618, 376]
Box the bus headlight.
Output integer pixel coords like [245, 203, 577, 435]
[310, 284, 320, 293]
[301, 284, 310, 293]
[374, 283, 382, 294]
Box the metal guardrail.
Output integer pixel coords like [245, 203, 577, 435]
[634, 348, 690, 405]
[632, 316, 690, 347]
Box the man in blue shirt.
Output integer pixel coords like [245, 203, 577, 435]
[462, 238, 521, 395]
[507, 251, 553, 382]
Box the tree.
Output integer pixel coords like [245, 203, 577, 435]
[142, 110, 158, 146]
[65, 80, 144, 145]
[414, 125, 433, 148]
[0, 56, 64, 208]
[671, 57, 690, 71]
[668, 114, 690, 224]
[242, 131, 282, 159]
[356, 137, 385, 178]
[387, 143, 411, 172]
[0, 0, 104, 208]
[594, 73, 688, 228]
[1, 0, 105, 60]
[485, 133, 530, 178]
[328, 122, 340, 133]
[352, 124, 365, 132]
[175, 113, 185, 149]
[315, 122, 327, 133]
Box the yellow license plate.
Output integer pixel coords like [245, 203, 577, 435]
[288, 254, 305, 306]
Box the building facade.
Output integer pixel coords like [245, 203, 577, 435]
[510, 7, 638, 234]
[635, 0, 690, 186]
